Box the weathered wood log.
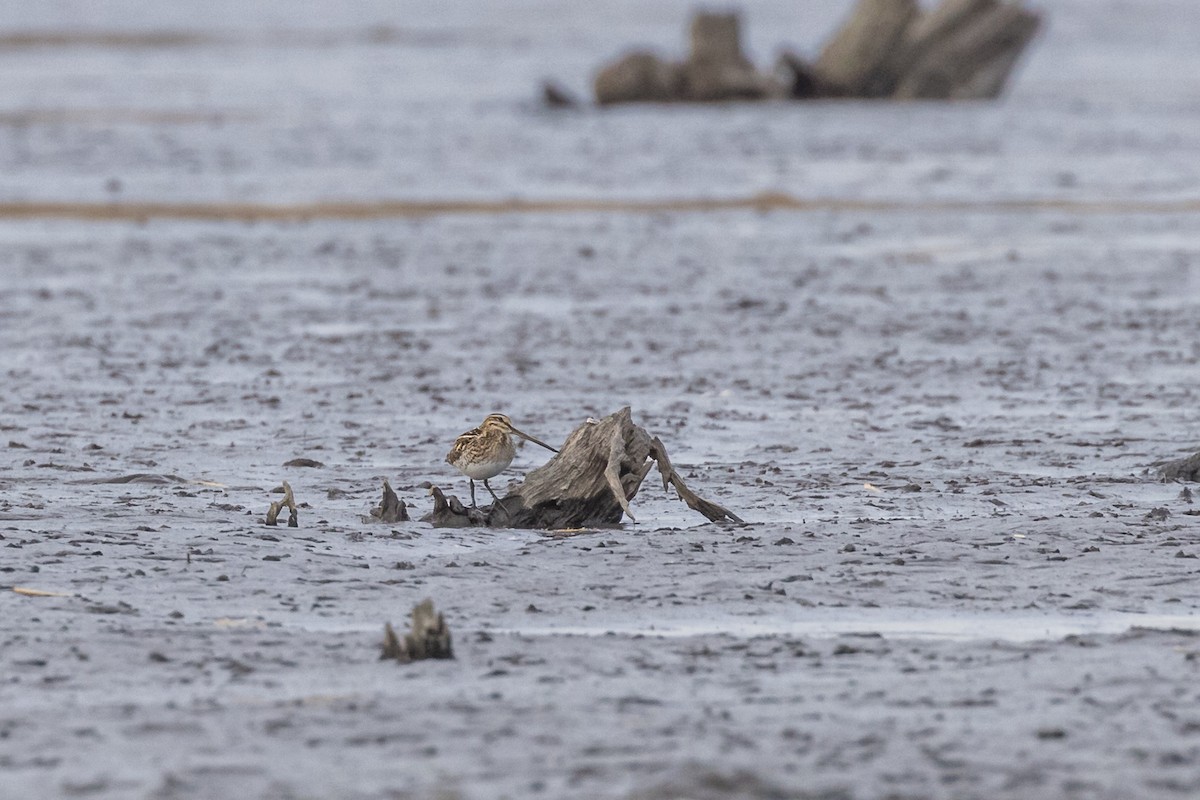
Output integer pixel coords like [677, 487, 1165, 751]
[814, 0, 919, 97]
[681, 12, 779, 101]
[584, 3, 1040, 105]
[893, 2, 1041, 99]
[422, 408, 743, 529]
[594, 51, 684, 105]
[1161, 452, 1200, 482]
[775, 51, 842, 99]
[885, 0, 996, 87]
[910, 0, 999, 51]
[689, 12, 747, 66]
[862, 0, 990, 96]
[910, 0, 996, 44]
[948, 8, 1041, 99]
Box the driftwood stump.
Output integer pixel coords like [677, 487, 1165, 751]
[681, 12, 777, 101]
[422, 408, 743, 529]
[892, 0, 1042, 99]
[594, 52, 685, 105]
[380, 599, 453, 663]
[368, 479, 409, 523]
[265, 481, 298, 527]
[815, 0, 919, 97]
[595, 12, 779, 105]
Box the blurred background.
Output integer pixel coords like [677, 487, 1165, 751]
[1, 0, 1198, 208]
[5, 6, 1200, 798]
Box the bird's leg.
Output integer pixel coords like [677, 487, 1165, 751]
[482, 478, 509, 520]
[469, 479, 477, 508]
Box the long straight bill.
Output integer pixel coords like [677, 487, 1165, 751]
[510, 427, 559, 453]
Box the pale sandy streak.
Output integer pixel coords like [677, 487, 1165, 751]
[0, 27, 474, 50]
[0, 109, 258, 126]
[0, 193, 1198, 222]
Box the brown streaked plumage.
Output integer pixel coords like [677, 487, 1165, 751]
[446, 413, 558, 507]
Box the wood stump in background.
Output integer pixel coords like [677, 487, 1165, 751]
[422, 408, 743, 529]
[897, 0, 998, 70]
[855, 0, 991, 96]
[892, 0, 1042, 99]
[595, 13, 778, 104]
[814, 0, 919, 97]
[594, 52, 684, 105]
[380, 599, 453, 663]
[682, 12, 777, 101]
[586, 0, 1042, 105]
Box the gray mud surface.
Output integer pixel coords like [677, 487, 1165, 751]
[4, 1, 1200, 799]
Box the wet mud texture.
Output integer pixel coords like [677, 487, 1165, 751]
[4, 0, 1200, 798]
[4, 209, 1200, 800]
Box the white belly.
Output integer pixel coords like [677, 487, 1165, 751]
[459, 456, 513, 480]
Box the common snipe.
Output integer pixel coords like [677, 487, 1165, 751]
[445, 413, 558, 507]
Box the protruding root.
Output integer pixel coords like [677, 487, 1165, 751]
[420, 481, 487, 527]
[266, 481, 299, 527]
[369, 479, 410, 523]
[380, 599, 454, 663]
[604, 424, 637, 522]
[649, 436, 745, 524]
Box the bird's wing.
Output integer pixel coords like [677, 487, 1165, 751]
[445, 425, 484, 464]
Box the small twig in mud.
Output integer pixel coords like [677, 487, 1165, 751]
[265, 481, 298, 527]
[368, 479, 410, 523]
[380, 599, 454, 663]
[13, 586, 70, 597]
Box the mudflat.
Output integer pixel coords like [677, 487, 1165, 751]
[3, 1, 1200, 798]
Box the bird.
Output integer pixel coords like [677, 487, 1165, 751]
[445, 413, 558, 508]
